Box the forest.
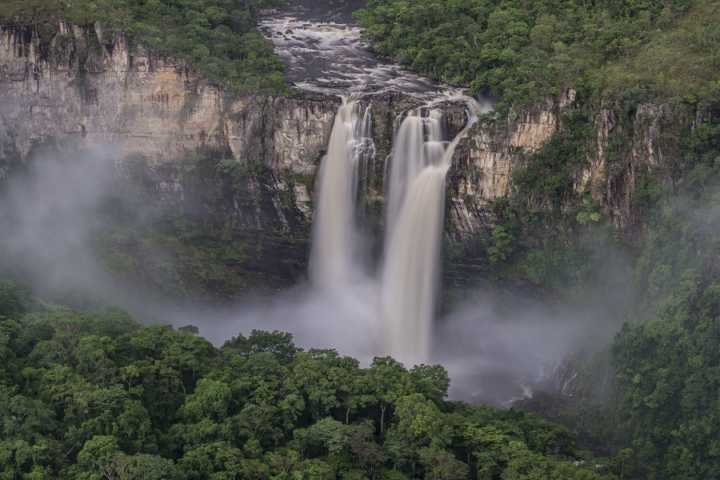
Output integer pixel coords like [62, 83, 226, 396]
[0, 0, 288, 93]
[356, 0, 720, 110]
[1, 0, 720, 479]
[0, 282, 614, 479]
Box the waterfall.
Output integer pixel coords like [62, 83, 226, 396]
[382, 164, 448, 366]
[309, 92, 481, 367]
[381, 101, 481, 366]
[309, 99, 373, 289]
[384, 110, 445, 230]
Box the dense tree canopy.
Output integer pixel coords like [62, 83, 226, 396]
[0, 0, 288, 94]
[609, 101, 720, 480]
[356, 0, 718, 109]
[0, 281, 615, 479]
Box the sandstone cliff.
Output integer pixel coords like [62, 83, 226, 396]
[0, 23, 345, 294]
[0, 22, 694, 295]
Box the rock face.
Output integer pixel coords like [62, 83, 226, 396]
[448, 89, 691, 241]
[0, 23, 339, 220]
[0, 23, 343, 294]
[581, 102, 689, 231]
[447, 91, 575, 241]
[0, 22, 694, 294]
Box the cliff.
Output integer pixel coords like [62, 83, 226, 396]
[0, 22, 694, 296]
[0, 23, 340, 213]
[448, 90, 575, 241]
[0, 23, 343, 295]
[448, 91, 692, 239]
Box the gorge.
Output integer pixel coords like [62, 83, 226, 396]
[2, 0, 720, 478]
[0, 4, 690, 401]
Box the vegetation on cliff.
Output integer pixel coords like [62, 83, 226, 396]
[356, 0, 719, 110]
[483, 91, 720, 480]
[0, 281, 616, 480]
[0, 0, 287, 93]
[610, 102, 720, 479]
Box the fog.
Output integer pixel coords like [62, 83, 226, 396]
[0, 147, 125, 302]
[0, 146, 633, 405]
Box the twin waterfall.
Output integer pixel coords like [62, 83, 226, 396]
[310, 97, 477, 366]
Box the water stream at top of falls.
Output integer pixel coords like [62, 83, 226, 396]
[259, 4, 442, 96]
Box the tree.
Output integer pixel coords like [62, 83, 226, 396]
[75, 435, 119, 478]
[223, 330, 298, 364]
[107, 453, 182, 480]
[367, 357, 411, 435]
[409, 365, 450, 404]
[418, 446, 469, 480]
[181, 378, 233, 422]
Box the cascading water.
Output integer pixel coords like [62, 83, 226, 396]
[382, 164, 448, 366]
[309, 99, 373, 289]
[310, 92, 481, 366]
[384, 110, 445, 230]
[382, 102, 481, 366]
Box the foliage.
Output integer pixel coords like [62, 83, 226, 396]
[600, 0, 720, 103]
[0, 286, 615, 479]
[356, 0, 718, 110]
[0, 0, 288, 94]
[613, 272, 720, 479]
[608, 102, 720, 478]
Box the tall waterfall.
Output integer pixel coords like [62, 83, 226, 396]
[310, 94, 480, 367]
[384, 110, 445, 230]
[382, 102, 480, 366]
[309, 99, 373, 289]
[382, 164, 448, 366]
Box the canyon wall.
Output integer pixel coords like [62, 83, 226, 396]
[0, 23, 342, 221]
[0, 22, 692, 294]
[0, 23, 341, 294]
[448, 90, 690, 240]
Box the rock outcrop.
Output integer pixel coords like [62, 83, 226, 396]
[448, 90, 575, 241]
[0, 24, 340, 220]
[582, 102, 689, 231]
[448, 89, 691, 241]
[0, 22, 695, 294]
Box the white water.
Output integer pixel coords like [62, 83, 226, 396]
[384, 110, 446, 230]
[310, 88, 483, 366]
[381, 101, 482, 365]
[309, 99, 373, 289]
[382, 165, 449, 365]
[259, 12, 441, 96]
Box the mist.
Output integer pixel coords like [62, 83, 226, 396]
[0, 145, 634, 405]
[0, 147, 125, 302]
